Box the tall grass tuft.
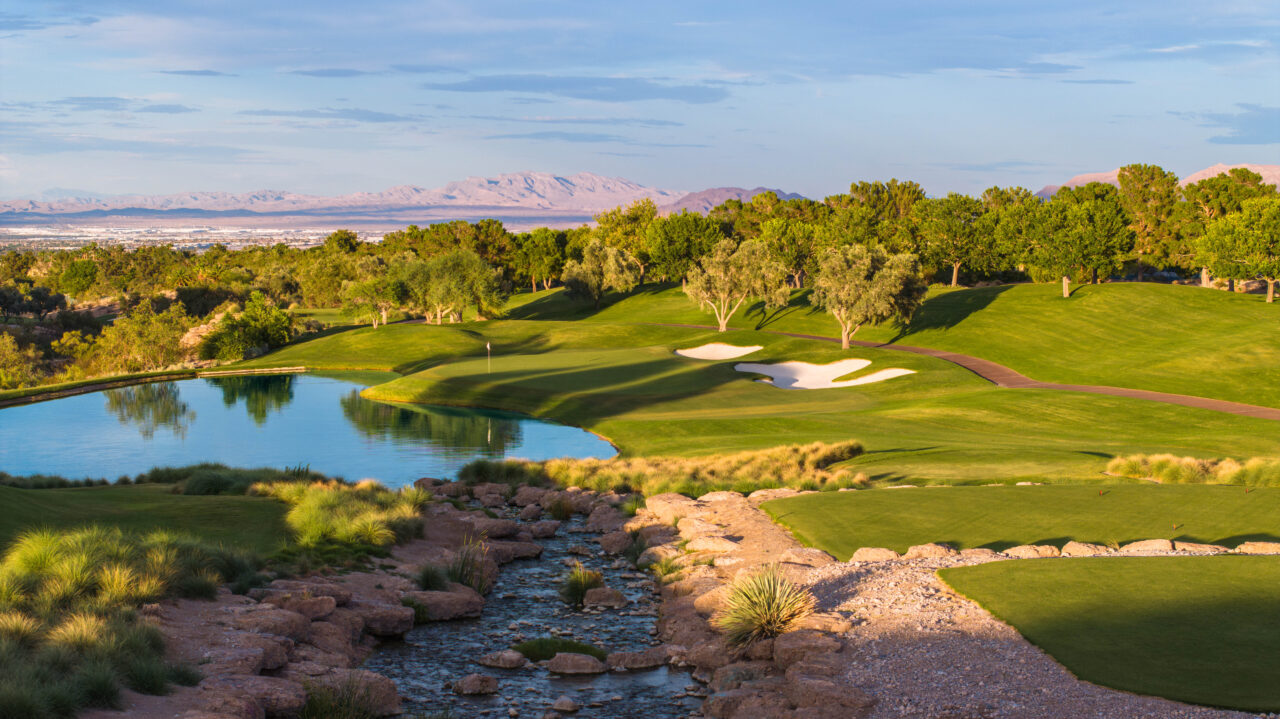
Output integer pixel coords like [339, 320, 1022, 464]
[712, 564, 816, 646]
[1107, 454, 1280, 486]
[447, 535, 491, 595]
[300, 678, 385, 719]
[416, 564, 449, 591]
[558, 562, 603, 608]
[511, 637, 607, 662]
[461, 441, 868, 497]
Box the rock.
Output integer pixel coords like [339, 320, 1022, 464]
[261, 580, 353, 606]
[454, 673, 499, 695]
[307, 669, 401, 716]
[478, 493, 507, 508]
[585, 506, 626, 533]
[903, 543, 958, 559]
[487, 540, 544, 563]
[699, 491, 746, 503]
[691, 583, 729, 616]
[201, 675, 305, 719]
[780, 547, 835, 567]
[637, 545, 679, 566]
[677, 517, 722, 537]
[430, 481, 470, 498]
[306, 621, 357, 664]
[784, 652, 845, 681]
[465, 516, 520, 539]
[784, 674, 875, 713]
[606, 645, 670, 670]
[402, 585, 484, 621]
[528, 520, 560, 538]
[196, 689, 268, 719]
[1121, 538, 1174, 553]
[518, 504, 543, 521]
[796, 612, 853, 634]
[546, 652, 607, 675]
[233, 608, 310, 642]
[347, 600, 414, 637]
[702, 679, 790, 719]
[638, 524, 678, 546]
[552, 696, 580, 713]
[709, 661, 777, 692]
[746, 488, 800, 501]
[1234, 541, 1280, 555]
[686, 637, 735, 673]
[260, 594, 336, 620]
[583, 587, 627, 608]
[1061, 541, 1112, 557]
[687, 535, 740, 553]
[597, 530, 634, 554]
[478, 649, 528, 669]
[234, 633, 292, 670]
[1002, 544, 1061, 559]
[513, 485, 548, 506]
[959, 547, 1001, 559]
[743, 638, 774, 661]
[850, 547, 899, 562]
[644, 493, 700, 524]
[201, 646, 266, 676]
[773, 630, 842, 668]
[1173, 541, 1228, 553]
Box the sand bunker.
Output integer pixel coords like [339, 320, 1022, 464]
[675, 343, 763, 360]
[734, 359, 915, 390]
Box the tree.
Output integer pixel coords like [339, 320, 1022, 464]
[512, 228, 566, 292]
[405, 249, 503, 323]
[912, 193, 989, 286]
[595, 199, 657, 280]
[1037, 184, 1134, 297]
[560, 239, 640, 309]
[810, 245, 926, 349]
[684, 239, 790, 331]
[1117, 164, 1179, 281]
[1179, 168, 1277, 285]
[199, 291, 294, 360]
[58, 259, 98, 297]
[85, 301, 192, 374]
[1200, 198, 1280, 303]
[323, 229, 361, 254]
[342, 275, 406, 328]
[759, 217, 817, 288]
[645, 211, 725, 282]
[0, 332, 40, 389]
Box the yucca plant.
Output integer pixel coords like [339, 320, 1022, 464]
[558, 561, 604, 608]
[712, 564, 816, 646]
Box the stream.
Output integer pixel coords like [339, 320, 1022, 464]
[364, 506, 702, 717]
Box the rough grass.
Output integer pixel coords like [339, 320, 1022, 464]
[253, 480, 426, 561]
[1107, 453, 1280, 486]
[446, 535, 490, 595]
[712, 564, 816, 646]
[558, 562, 603, 608]
[461, 441, 867, 497]
[511, 637, 606, 662]
[764, 484, 1280, 559]
[939, 557, 1280, 712]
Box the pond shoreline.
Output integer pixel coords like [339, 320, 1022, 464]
[0, 367, 307, 409]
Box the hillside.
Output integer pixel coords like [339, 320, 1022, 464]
[659, 187, 804, 214]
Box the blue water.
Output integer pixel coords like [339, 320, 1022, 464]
[0, 373, 615, 487]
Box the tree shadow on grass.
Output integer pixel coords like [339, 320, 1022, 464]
[887, 284, 1017, 342]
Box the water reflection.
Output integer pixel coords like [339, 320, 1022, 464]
[339, 390, 522, 457]
[205, 374, 296, 425]
[104, 382, 195, 439]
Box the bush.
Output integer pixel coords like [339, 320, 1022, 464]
[545, 495, 575, 521]
[252, 479, 427, 560]
[558, 562, 603, 608]
[511, 637, 606, 662]
[198, 291, 294, 361]
[416, 564, 449, 591]
[1107, 453, 1280, 486]
[712, 564, 816, 646]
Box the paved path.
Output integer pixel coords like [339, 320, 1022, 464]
[654, 323, 1280, 422]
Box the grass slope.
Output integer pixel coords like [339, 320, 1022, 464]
[508, 282, 1280, 408]
[939, 557, 1280, 712]
[763, 484, 1280, 558]
[0, 484, 289, 553]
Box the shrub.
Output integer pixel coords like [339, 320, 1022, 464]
[712, 564, 816, 646]
[75, 659, 122, 708]
[300, 677, 390, 719]
[0, 612, 41, 646]
[1107, 453, 1280, 486]
[122, 655, 172, 695]
[416, 564, 449, 591]
[447, 535, 490, 595]
[545, 495, 575, 521]
[558, 562, 603, 608]
[253, 478, 427, 560]
[511, 637, 606, 662]
[620, 495, 645, 517]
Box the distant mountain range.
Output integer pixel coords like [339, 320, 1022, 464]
[657, 187, 804, 215]
[1036, 163, 1280, 199]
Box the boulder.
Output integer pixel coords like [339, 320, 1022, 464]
[585, 506, 626, 533]
[528, 520, 560, 538]
[959, 547, 1002, 559]
[346, 600, 414, 637]
[677, 517, 722, 538]
[261, 594, 335, 621]
[637, 545, 680, 566]
[478, 493, 506, 508]
[1234, 541, 1280, 555]
[1173, 541, 1228, 553]
[644, 493, 700, 524]
[850, 547, 899, 562]
[477, 649, 528, 669]
[263, 580, 353, 606]
[465, 516, 519, 539]
[709, 661, 778, 692]
[513, 485, 548, 507]
[687, 535, 740, 553]
[784, 674, 875, 713]
[583, 586, 628, 609]
[903, 543, 958, 559]
[1061, 541, 1111, 557]
[747, 488, 800, 502]
[796, 612, 853, 634]
[429, 481, 470, 498]
[306, 621, 357, 663]
[1002, 544, 1061, 559]
[702, 679, 790, 719]
[402, 585, 484, 621]
[639, 524, 678, 546]
[453, 673, 498, 695]
[233, 608, 310, 642]
[546, 652, 607, 675]
[200, 675, 305, 719]
[784, 652, 845, 681]
[1121, 539, 1174, 553]
[686, 637, 735, 673]
[200, 646, 265, 676]
[324, 669, 400, 716]
[780, 547, 836, 567]
[487, 540, 543, 563]
[699, 491, 747, 503]
[552, 695, 581, 713]
[518, 504, 543, 521]
[597, 530, 634, 554]
[773, 630, 842, 669]
[606, 645, 670, 670]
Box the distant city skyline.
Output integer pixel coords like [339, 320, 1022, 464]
[2, 1, 1277, 200]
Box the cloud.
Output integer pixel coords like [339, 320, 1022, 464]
[1177, 104, 1280, 144]
[52, 96, 132, 111]
[0, 12, 96, 32]
[1061, 78, 1133, 85]
[391, 64, 460, 74]
[468, 115, 683, 128]
[0, 122, 250, 160]
[424, 74, 730, 104]
[239, 107, 420, 123]
[137, 104, 198, 114]
[158, 69, 236, 77]
[485, 131, 628, 143]
[289, 68, 378, 78]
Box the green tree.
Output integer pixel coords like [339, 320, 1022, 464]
[324, 229, 361, 254]
[58, 259, 98, 297]
[405, 249, 503, 323]
[684, 239, 790, 331]
[759, 217, 817, 288]
[0, 333, 40, 389]
[1180, 168, 1278, 285]
[913, 193, 989, 286]
[645, 211, 725, 282]
[595, 199, 658, 279]
[342, 275, 407, 328]
[85, 301, 192, 374]
[1200, 198, 1280, 303]
[513, 228, 566, 292]
[1037, 184, 1134, 297]
[560, 239, 640, 309]
[1117, 164, 1179, 281]
[199, 291, 295, 360]
[810, 245, 926, 349]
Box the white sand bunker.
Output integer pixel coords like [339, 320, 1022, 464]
[675, 343, 763, 360]
[734, 358, 915, 390]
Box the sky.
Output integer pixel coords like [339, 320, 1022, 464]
[1, 1, 1277, 200]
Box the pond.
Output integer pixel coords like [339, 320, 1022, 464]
[0, 373, 616, 487]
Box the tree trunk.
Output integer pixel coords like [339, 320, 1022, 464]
[951, 262, 961, 287]
[1136, 255, 1145, 282]
[841, 327, 850, 350]
[1269, 280, 1276, 303]
[1228, 278, 1236, 293]
[380, 307, 388, 326]
[1091, 267, 1099, 284]
[717, 317, 728, 332]
[531, 278, 537, 293]
[1062, 276, 1070, 298]
[1201, 267, 1212, 287]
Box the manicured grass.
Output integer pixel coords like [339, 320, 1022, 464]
[938, 557, 1280, 712]
[0, 484, 289, 554]
[762, 485, 1280, 558]
[508, 282, 1280, 409]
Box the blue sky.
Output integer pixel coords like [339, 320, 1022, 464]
[1, 1, 1277, 199]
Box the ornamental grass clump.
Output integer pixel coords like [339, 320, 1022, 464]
[559, 562, 603, 608]
[1107, 454, 1280, 486]
[447, 535, 491, 595]
[252, 478, 427, 559]
[713, 564, 816, 646]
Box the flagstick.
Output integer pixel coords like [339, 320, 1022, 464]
[486, 341, 491, 374]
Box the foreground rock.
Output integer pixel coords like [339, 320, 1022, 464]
[547, 652, 608, 675]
